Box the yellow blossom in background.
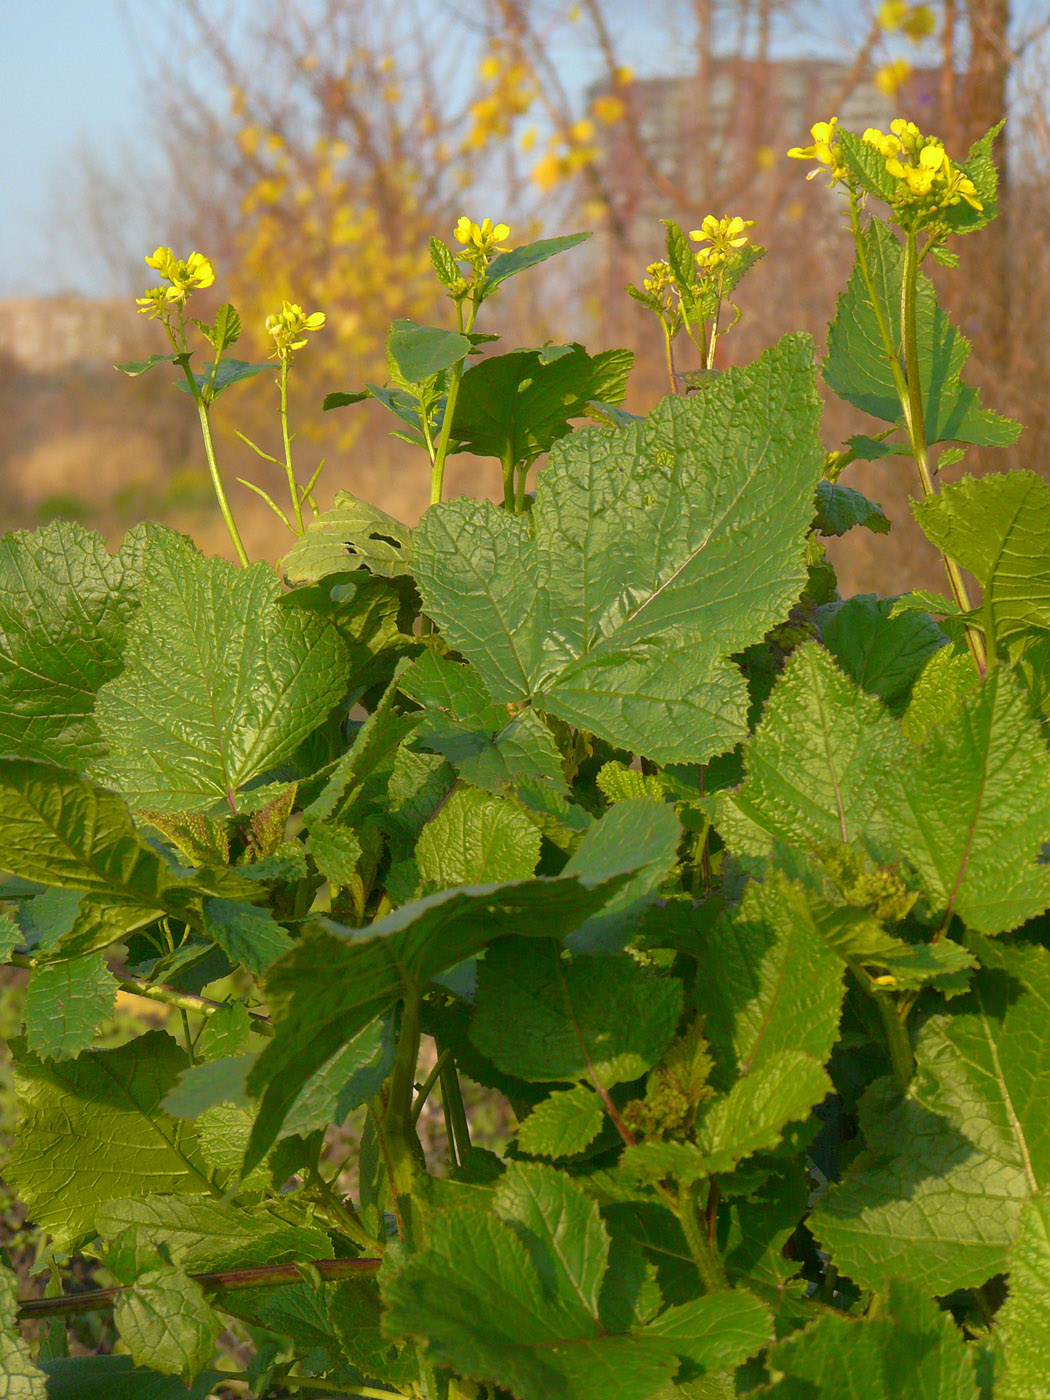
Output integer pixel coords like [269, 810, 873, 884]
[453, 216, 511, 258]
[520, 126, 538, 152]
[591, 93, 626, 125]
[689, 215, 755, 268]
[478, 54, 501, 81]
[787, 117, 847, 185]
[531, 151, 563, 192]
[754, 145, 777, 169]
[614, 65, 633, 85]
[878, 1, 937, 39]
[571, 118, 597, 143]
[265, 301, 326, 356]
[874, 58, 913, 98]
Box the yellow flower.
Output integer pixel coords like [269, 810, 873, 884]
[866, 119, 983, 225]
[615, 65, 633, 85]
[478, 54, 501, 81]
[875, 58, 913, 98]
[143, 248, 215, 303]
[688, 214, 755, 268]
[878, 1, 936, 39]
[135, 286, 170, 319]
[787, 117, 847, 185]
[453, 216, 511, 256]
[570, 118, 597, 144]
[265, 300, 326, 356]
[591, 94, 626, 125]
[530, 151, 564, 191]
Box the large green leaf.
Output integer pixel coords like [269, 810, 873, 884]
[1, 1264, 48, 1399]
[383, 1162, 771, 1400]
[517, 1085, 605, 1158]
[470, 939, 682, 1087]
[763, 1278, 979, 1398]
[113, 1266, 221, 1382]
[41, 1357, 219, 1400]
[0, 521, 145, 767]
[913, 472, 1050, 647]
[480, 233, 591, 295]
[415, 786, 541, 890]
[8, 1031, 210, 1248]
[996, 1187, 1050, 1399]
[812, 938, 1050, 1294]
[93, 531, 350, 811]
[387, 319, 471, 382]
[413, 335, 824, 763]
[815, 595, 944, 715]
[245, 874, 627, 1169]
[23, 951, 117, 1060]
[824, 218, 1020, 447]
[451, 345, 633, 463]
[813, 481, 889, 537]
[717, 643, 906, 863]
[280, 491, 413, 586]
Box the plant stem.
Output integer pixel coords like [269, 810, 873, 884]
[15, 1258, 380, 1322]
[381, 989, 426, 1233]
[662, 322, 678, 395]
[412, 1047, 451, 1124]
[429, 299, 478, 506]
[307, 1166, 381, 1253]
[501, 444, 516, 511]
[279, 355, 305, 534]
[677, 1184, 729, 1293]
[6, 952, 273, 1034]
[182, 360, 249, 567]
[873, 991, 915, 1088]
[437, 1044, 472, 1164]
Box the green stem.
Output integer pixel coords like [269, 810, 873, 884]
[874, 991, 915, 1088]
[501, 444, 516, 511]
[662, 321, 678, 395]
[677, 1184, 729, 1293]
[170, 345, 249, 566]
[412, 1047, 451, 1124]
[307, 1166, 381, 1253]
[279, 355, 304, 534]
[429, 299, 478, 506]
[382, 989, 426, 1208]
[437, 1043, 472, 1164]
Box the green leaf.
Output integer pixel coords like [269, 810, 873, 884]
[470, 939, 682, 1087]
[197, 1001, 251, 1060]
[387, 319, 471, 382]
[94, 530, 349, 812]
[383, 1161, 771, 1400]
[114, 1265, 221, 1382]
[200, 899, 293, 977]
[815, 594, 944, 715]
[825, 218, 1020, 447]
[41, 1356, 220, 1399]
[517, 1085, 604, 1158]
[563, 797, 682, 954]
[114, 353, 183, 376]
[691, 1050, 831, 1175]
[0, 1265, 48, 1399]
[160, 1054, 256, 1118]
[479, 233, 591, 297]
[304, 820, 362, 888]
[23, 952, 117, 1060]
[763, 1277, 979, 1399]
[900, 645, 979, 743]
[429, 236, 463, 291]
[691, 873, 844, 1089]
[414, 335, 824, 764]
[451, 345, 633, 463]
[813, 480, 890, 537]
[246, 873, 628, 1168]
[996, 1187, 1050, 1398]
[0, 521, 145, 766]
[718, 643, 906, 863]
[95, 1196, 331, 1274]
[176, 358, 269, 398]
[8, 1031, 208, 1248]
[322, 389, 370, 410]
[913, 472, 1050, 646]
[415, 786, 541, 891]
[812, 937, 1050, 1294]
[194, 303, 240, 352]
[893, 669, 1050, 935]
[279, 490, 413, 585]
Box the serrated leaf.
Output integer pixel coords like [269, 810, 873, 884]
[93, 530, 349, 812]
[996, 1187, 1050, 1399]
[812, 937, 1050, 1294]
[279, 490, 413, 585]
[200, 898, 293, 977]
[114, 1265, 221, 1381]
[383, 1161, 770, 1400]
[40, 1357, 219, 1400]
[815, 594, 944, 715]
[429, 236, 463, 291]
[161, 1054, 256, 1118]
[0, 1265, 48, 1399]
[23, 952, 117, 1060]
[825, 218, 1020, 447]
[95, 1196, 331, 1274]
[451, 345, 633, 463]
[246, 874, 628, 1169]
[596, 761, 666, 803]
[8, 1031, 208, 1248]
[912, 472, 1050, 647]
[304, 820, 362, 887]
[414, 335, 824, 764]
[517, 1085, 604, 1158]
[197, 1001, 251, 1060]
[479, 233, 590, 297]
[718, 643, 907, 863]
[692, 1050, 831, 1175]
[415, 786, 541, 890]
[470, 938, 682, 1087]
[0, 521, 145, 766]
[901, 645, 979, 743]
[763, 1277, 979, 1398]
[328, 1279, 419, 1386]
[387, 319, 471, 382]
[812, 481, 890, 534]
[195, 303, 240, 352]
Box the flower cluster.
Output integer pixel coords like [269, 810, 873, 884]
[864, 119, 982, 226]
[689, 215, 755, 270]
[877, 0, 937, 40]
[786, 118, 848, 187]
[465, 51, 535, 151]
[265, 301, 326, 356]
[530, 121, 601, 193]
[453, 216, 511, 264]
[136, 248, 215, 317]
